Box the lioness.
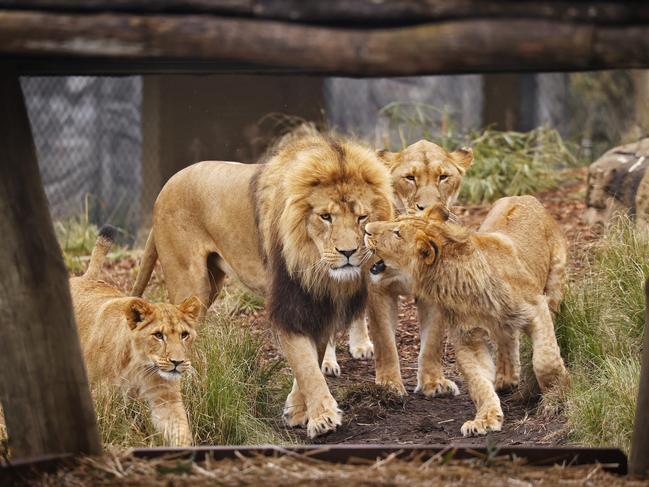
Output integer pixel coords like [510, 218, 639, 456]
[131, 134, 393, 438]
[365, 196, 569, 435]
[71, 226, 201, 446]
[325, 141, 473, 398]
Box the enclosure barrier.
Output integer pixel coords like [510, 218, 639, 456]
[0, 0, 649, 480]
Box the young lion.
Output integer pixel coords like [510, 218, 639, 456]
[70, 226, 202, 446]
[322, 140, 473, 398]
[365, 196, 569, 436]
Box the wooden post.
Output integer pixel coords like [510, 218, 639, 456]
[0, 69, 101, 459]
[630, 278, 649, 477]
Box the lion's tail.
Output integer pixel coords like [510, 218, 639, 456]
[130, 230, 158, 297]
[84, 225, 117, 280]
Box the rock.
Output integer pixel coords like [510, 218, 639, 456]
[586, 138, 649, 228]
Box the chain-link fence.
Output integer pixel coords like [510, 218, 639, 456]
[22, 73, 640, 247]
[22, 76, 143, 238]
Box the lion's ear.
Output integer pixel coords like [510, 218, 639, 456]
[422, 204, 450, 223]
[376, 149, 399, 167]
[451, 147, 473, 173]
[126, 298, 154, 330]
[178, 296, 203, 324]
[415, 230, 439, 266]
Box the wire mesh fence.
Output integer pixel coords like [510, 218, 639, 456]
[21, 76, 143, 239]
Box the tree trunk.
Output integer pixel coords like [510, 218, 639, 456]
[0, 69, 101, 459]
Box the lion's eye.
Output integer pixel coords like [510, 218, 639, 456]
[439, 174, 449, 182]
[405, 175, 416, 182]
[320, 213, 332, 222]
[358, 215, 368, 223]
[393, 229, 401, 238]
[153, 332, 164, 340]
[181, 331, 190, 340]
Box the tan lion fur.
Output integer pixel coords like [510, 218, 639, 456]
[71, 227, 202, 446]
[332, 141, 473, 396]
[131, 132, 393, 438]
[365, 195, 569, 436]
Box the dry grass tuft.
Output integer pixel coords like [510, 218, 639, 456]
[31, 450, 646, 487]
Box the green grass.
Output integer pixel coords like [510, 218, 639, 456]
[95, 312, 291, 447]
[554, 218, 647, 452]
[54, 207, 128, 273]
[379, 102, 581, 204]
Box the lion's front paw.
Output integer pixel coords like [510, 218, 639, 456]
[306, 400, 342, 438]
[321, 357, 341, 377]
[416, 378, 460, 397]
[349, 341, 374, 360]
[460, 409, 503, 437]
[376, 374, 407, 396]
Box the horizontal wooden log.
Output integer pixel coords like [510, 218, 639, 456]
[2, 11, 649, 75]
[1, 1, 648, 25]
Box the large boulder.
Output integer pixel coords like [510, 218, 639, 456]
[586, 138, 649, 228]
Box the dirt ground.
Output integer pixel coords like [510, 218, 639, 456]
[104, 169, 595, 447]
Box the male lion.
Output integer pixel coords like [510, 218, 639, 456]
[365, 196, 569, 435]
[131, 133, 393, 438]
[70, 226, 201, 446]
[324, 141, 474, 398]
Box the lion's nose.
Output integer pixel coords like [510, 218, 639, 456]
[170, 359, 184, 367]
[337, 248, 357, 258]
[416, 203, 427, 211]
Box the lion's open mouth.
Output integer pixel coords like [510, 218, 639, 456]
[370, 259, 386, 275]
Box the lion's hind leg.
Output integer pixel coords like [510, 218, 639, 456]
[545, 240, 567, 313]
[527, 298, 569, 393]
[321, 337, 341, 377]
[456, 330, 503, 437]
[495, 328, 521, 392]
[349, 315, 374, 359]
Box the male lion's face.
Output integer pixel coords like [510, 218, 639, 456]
[379, 140, 473, 214]
[305, 184, 379, 282]
[364, 206, 451, 280]
[126, 296, 202, 381]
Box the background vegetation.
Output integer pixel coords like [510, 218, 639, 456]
[554, 218, 647, 453]
[380, 102, 581, 204]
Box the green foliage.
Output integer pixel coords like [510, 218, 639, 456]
[379, 102, 580, 203]
[95, 312, 290, 447]
[554, 218, 647, 452]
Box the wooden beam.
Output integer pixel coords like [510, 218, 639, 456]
[2, 11, 649, 76]
[0, 68, 101, 459]
[630, 278, 649, 477]
[0, 1, 648, 26]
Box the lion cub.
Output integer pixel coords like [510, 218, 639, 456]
[365, 196, 569, 436]
[70, 226, 202, 446]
